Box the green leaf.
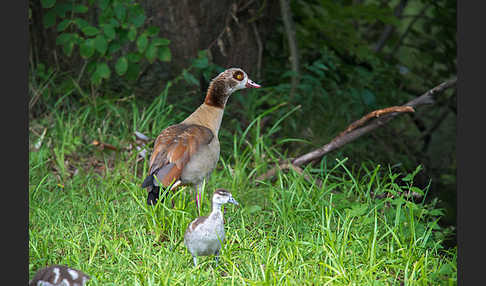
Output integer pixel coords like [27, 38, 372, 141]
[62, 41, 75, 57]
[43, 10, 56, 28]
[109, 18, 120, 28]
[73, 5, 89, 13]
[402, 165, 423, 182]
[86, 61, 97, 74]
[96, 62, 111, 79]
[90, 70, 102, 85]
[52, 3, 71, 18]
[361, 89, 376, 106]
[81, 26, 100, 37]
[57, 19, 72, 32]
[152, 37, 170, 46]
[182, 70, 198, 86]
[108, 42, 121, 54]
[131, 14, 146, 28]
[402, 174, 414, 182]
[193, 57, 208, 69]
[158, 46, 171, 62]
[103, 24, 116, 40]
[125, 62, 140, 82]
[127, 26, 137, 42]
[94, 35, 108, 55]
[41, 0, 56, 8]
[80, 39, 95, 59]
[126, 52, 142, 63]
[410, 186, 424, 196]
[136, 34, 148, 53]
[114, 3, 126, 22]
[115, 57, 128, 76]
[73, 18, 90, 30]
[56, 33, 75, 46]
[145, 44, 158, 64]
[146, 26, 159, 36]
[98, 0, 110, 10]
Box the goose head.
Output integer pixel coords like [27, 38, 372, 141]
[204, 68, 261, 108]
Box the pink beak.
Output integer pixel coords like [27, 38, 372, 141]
[246, 79, 261, 88]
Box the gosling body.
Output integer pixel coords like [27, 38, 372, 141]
[184, 189, 239, 266]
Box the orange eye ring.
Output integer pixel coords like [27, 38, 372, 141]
[234, 71, 244, 81]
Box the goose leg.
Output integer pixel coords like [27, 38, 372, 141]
[147, 186, 160, 205]
[215, 250, 220, 267]
[195, 181, 204, 213]
[193, 256, 198, 267]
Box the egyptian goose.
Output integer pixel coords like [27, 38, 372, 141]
[141, 68, 260, 206]
[29, 265, 90, 286]
[184, 188, 239, 266]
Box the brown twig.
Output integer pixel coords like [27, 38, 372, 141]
[92, 140, 118, 151]
[257, 77, 457, 182]
[338, 106, 415, 137]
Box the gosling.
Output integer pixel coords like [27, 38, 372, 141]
[29, 265, 90, 286]
[184, 188, 239, 267]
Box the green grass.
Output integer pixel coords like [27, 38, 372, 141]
[29, 92, 456, 285]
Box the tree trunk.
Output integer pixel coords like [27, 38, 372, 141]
[140, 0, 279, 83]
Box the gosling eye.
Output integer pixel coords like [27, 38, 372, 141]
[233, 71, 244, 81]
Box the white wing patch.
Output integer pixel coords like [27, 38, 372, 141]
[68, 269, 79, 280]
[38, 281, 55, 286]
[52, 267, 60, 284]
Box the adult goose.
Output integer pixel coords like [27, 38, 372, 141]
[141, 68, 260, 207]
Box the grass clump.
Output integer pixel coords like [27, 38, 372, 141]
[29, 90, 456, 285]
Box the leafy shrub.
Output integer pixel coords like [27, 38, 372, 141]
[40, 0, 171, 86]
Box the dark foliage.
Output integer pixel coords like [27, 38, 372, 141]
[29, 0, 456, 245]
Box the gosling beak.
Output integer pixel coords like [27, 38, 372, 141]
[228, 197, 239, 206]
[246, 78, 261, 88]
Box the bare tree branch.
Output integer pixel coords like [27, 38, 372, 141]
[251, 21, 263, 81]
[279, 0, 300, 97]
[389, 2, 431, 57]
[374, 0, 409, 53]
[256, 77, 457, 182]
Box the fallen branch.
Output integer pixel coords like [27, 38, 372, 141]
[256, 77, 457, 182]
[371, 190, 423, 200]
[91, 140, 118, 151]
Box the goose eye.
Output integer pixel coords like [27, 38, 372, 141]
[234, 71, 244, 81]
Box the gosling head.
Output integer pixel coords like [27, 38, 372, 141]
[212, 188, 239, 207]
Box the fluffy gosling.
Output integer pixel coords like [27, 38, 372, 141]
[184, 188, 239, 266]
